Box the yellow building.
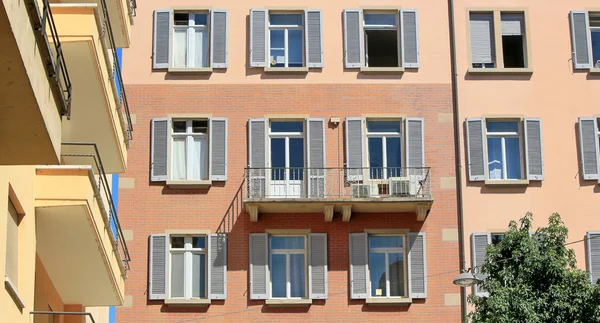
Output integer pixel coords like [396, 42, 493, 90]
[0, 0, 134, 321]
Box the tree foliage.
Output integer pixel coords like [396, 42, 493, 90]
[468, 213, 600, 323]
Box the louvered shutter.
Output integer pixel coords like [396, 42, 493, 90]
[524, 118, 544, 180]
[151, 118, 170, 181]
[153, 10, 172, 69]
[570, 11, 592, 69]
[578, 117, 600, 180]
[501, 13, 524, 36]
[587, 232, 600, 283]
[470, 13, 495, 65]
[349, 233, 368, 299]
[210, 10, 228, 68]
[309, 233, 328, 299]
[343, 9, 363, 68]
[471, 233, 491, 297]
[346, 117, 364, 181]
[210, 118, 228, 181]
[408, 232, 427, 299]
[401, 9, 420, 68]
[305, 10, 324, 68]
[208, 234, 227, 299]
[307, 118, 326, 198]
[249, 233, 268, 299]
[466, 118, 485, 181]
[405, 118, 424, 168]
[250, 9, 268, 67]
[248, 119, 267, 198]
[149, 234, 168, 300]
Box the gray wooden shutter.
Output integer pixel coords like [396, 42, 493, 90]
[149, 234, 168, 300]
[208, 234, 227, 299]
[401, 9, 419, 68]
[210, 10, 228, 68]
[307, 118, 326, 198]
[151, 118, 170, 181]
[248, 119, 267, 198]
[466, 118, 485, 181]
[471, 232, 491, 297]
[469, 13, 495, 65]
[343, 9, 362, 68]
[305, 10, 324, 68]
[249, 233, 268, 299]
[250, 9, 268, 67]
[501, 13, 524, 36]
[346, 117, 364, 181]
[210, 118, 228, 181]
[408, 232, 427, 299]
[405, 118, 425, 168]
[309, 233, 328, 299]
[579, 117, 600, 180]
[587, 232, 600, 283]
[153, 10, 172, 69]
[570, 11, 592, 69]
[349, 232, 368, 299]
[524, 118, 544, 180]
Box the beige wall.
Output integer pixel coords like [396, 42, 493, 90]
[455, 0, 600, 271]
[34, 255, 66, 323]
[123, 0, 452, 84]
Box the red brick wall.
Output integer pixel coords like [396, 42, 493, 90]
[117, 84, 460, 322]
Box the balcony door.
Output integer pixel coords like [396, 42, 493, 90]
[270, 121, 305, 198]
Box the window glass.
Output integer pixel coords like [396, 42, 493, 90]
[192, 120, 208, 134]
[486, 121, 519, 133]
[367, 121, 401, 133]
[270, 254, 287, 297]
[173, 121, 187, 133]
[174, 13, 189, 26]
[171, 236, 185, 248]
[270, 13, 303, 26]
[487, 137, 503, 180]
[491, 234, 504, 245]
[288, 29, 304, 67]
[192, 253, 206, 298]
[171, 253, 185, 297]
[270, 138, 286, 180]
[271, 121, 304, 133]
[290, 254, 306, 297]
[364, 13, 397, 26]
[270, 30, 285, 67]
[369, 252, 386, 297]
[369, 236, 403, 249]
[194, 29, 209, 68]
[289, 138, 304, 180]
[386, 137, 402, 178]
[192, 236, 206, 249]
[368, 137, 384, 179]
[190, 137, 208, 180]
[505, 137, 522, 179]
[172, 138, 187, 180]
[194, 13, 208, 26]
[388, 252, 404, 297]
[173, 29, 188, 68]
[271, 236, 305, 249]
[591, 29, 600, 69]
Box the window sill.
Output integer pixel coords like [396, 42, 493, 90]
[589, 68, 600, 74]
[166, 180, 212, 188]
[360, 66, 405, 74]
[467, 68, 533, 75]
[5, 277, 25, 309]
[167, 67, 213, 74]
[265, 299, 313, 307]
[366, 297, 412, 306]
[484, 179, 530, 186]
[264, 67, 309, 73]
[164, 299, 211, 307]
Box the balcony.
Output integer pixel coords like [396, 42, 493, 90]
[34, 144, 130, 306]
[49, 2, 133, 173]
[244, 167, 433, 222]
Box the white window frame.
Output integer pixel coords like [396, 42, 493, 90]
[172, 12, 210, 68]
[268, 12, 305, 68]
[362, 11, 400, 67]
[171, 119, 209, 181]
[367, 234, 408, 298]
[366, 119, 403, 180]
[485, 120, 524, 180]
[269, 235, 308, 299]
[268, 120, 306, 180]
[168, 235, 208, 300]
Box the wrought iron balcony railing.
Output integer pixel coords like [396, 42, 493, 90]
[244, 167, 432, 200]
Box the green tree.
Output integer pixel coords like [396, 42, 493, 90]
[468, 213, 600, 323]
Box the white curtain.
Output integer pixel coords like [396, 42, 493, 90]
[190, 137, 207, 180]
[173, 28, 188, 68]
[172, 138, 187, 180]
[194, 28, 208, 68]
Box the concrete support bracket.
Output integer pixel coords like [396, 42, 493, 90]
[416, 204, 429, 221]
[248, 204, 259, 222]
[342, 204, 352, 222]
[324, 204, 334, 222]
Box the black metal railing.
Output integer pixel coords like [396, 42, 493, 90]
[28, 0, 73, 118]
[31, 311, 96, 323]
[98, 0, 134, 141]
[244, 167, 432, 199]
[62, 143, 131, 274]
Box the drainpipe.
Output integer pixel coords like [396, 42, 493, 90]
[446, 0, 467, 321]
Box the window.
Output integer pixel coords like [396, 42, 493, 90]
[363, 13, 399, 67]
[469, 11, 528, 69]
[486, 121, 522, 180]
[269, 13, 304, 67]
[269, 121, 305, 197]
[591, 13, 600, 68]
[5, 199, 18, 290]
[366, 120, 402, 179]
[577, 117, 600, 180]
[169, 235, 207, 299]
[269, 236, 306, 298]
[368, 235, 406, 298]
[171, 119, 208, 181]
[173, 13, 209, 68]
[491, 233, 504, 245]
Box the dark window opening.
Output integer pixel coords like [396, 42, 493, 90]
[365, 30, 399, 67]
[502, 35, 525, 68]
[491, 234, 504, 245]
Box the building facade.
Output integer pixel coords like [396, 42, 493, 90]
[455, 0, 600, 301]
[0, 0, 134, 321]
[117, 0, 461, 322]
